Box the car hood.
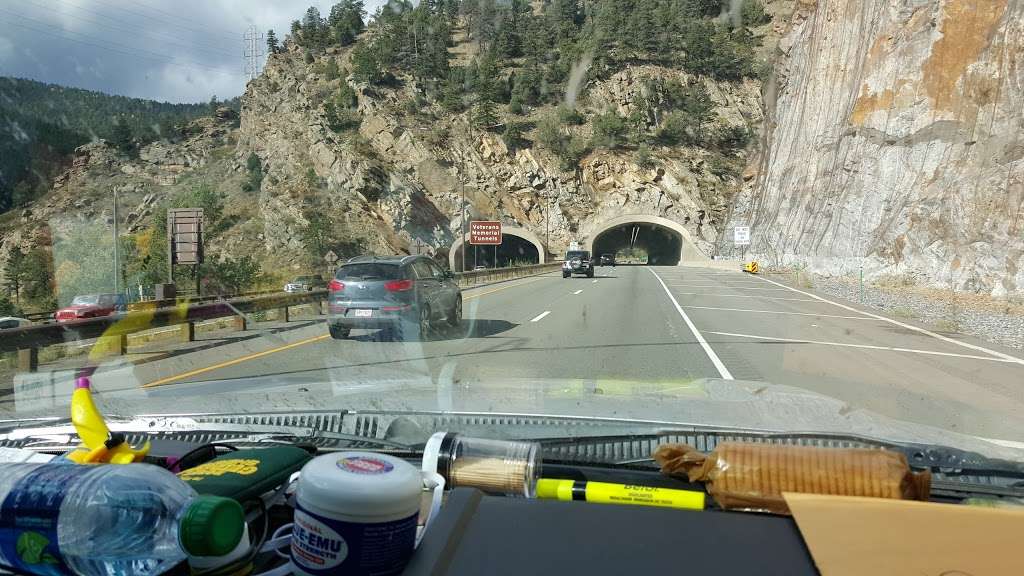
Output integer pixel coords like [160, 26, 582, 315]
[5, 370, 1024, 461]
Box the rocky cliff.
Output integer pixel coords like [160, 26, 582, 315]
[735, 0, 1024, 296]
[239, 43, 762, 270]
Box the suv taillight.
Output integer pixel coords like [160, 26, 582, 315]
[328, 279, 344, 292]
[384, 279, 413, 292]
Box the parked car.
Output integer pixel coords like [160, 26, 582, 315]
[562, 250, 594, 278]
[0, 317, 31, 330]
[326, 255, 462, 340]
[284, 274, 327, 292]
[600, 253, 616, 267]
[55, 293, 126, 323]
[473, 265, 487, 271]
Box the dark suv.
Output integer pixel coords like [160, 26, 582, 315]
[326, 255, 462, 340]
[562, 250, 594, 278]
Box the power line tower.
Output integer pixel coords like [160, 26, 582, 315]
[243, 25, 264, 80]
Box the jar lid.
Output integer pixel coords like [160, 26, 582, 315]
[297, 452, 422, 518]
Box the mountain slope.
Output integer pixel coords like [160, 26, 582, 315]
[0, 77, 216, 212]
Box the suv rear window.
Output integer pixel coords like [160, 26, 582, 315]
[336, 263, 403, 280]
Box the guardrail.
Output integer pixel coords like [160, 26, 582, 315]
[20, 288, 284, 324]
[455, 261, 561, 287]
[1, 262, 562, 373]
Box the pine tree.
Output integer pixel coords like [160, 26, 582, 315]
[266, 29, 280, 54]
[110, 117, 134, 156]
[472, 99, 498, 129]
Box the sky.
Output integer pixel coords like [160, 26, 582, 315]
[0, 0, 388, 104]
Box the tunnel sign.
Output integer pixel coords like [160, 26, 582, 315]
[733, 225, 750, 246]
[470, 221, 502, 245]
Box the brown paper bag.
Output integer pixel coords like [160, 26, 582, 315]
[654, 442, 930, 514]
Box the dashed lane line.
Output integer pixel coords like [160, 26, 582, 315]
[573, 289, 583, 295]
[530, 311, 551, 322]
[144, 274, 560, 388]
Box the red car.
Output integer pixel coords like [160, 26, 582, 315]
[55, 293, 127, 323]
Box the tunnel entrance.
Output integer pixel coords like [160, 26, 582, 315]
[592, 223, 684, 266]
[449, 229, 544, 271]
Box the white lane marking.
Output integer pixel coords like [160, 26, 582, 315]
[573, 289, 583, 295]
[681, 305, 875, 320]
[669, 285, 790, 291]
[592, 279, 598, 283]
[673, 292, 818, 302]
[530, 311, 551, 322]
[981, 437, 1024, 450]
[708, 331, 1020, 364]
[649, 268, 733, 380]
[753, 275, 1024, 366]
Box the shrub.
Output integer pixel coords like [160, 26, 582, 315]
[591, 112, 627, 149]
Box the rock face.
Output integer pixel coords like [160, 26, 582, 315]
[734, 0, 1024, 295]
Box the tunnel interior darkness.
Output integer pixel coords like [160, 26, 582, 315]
[592, 223, 683, 265]
[452, 234, 540, 271]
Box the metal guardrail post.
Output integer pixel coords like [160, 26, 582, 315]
[280, 306, 290, 322]
[17, 349, 38, 373]
[179, 322, 196, 343]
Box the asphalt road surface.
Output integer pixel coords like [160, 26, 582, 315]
[22, 265, 1024, 443]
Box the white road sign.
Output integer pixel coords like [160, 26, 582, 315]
[734, 226, 751, 246]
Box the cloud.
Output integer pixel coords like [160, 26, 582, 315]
[0, 1, 387, 103]
[0, 35, 13, 63]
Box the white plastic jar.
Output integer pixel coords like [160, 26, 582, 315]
[291, 452, 423, 576]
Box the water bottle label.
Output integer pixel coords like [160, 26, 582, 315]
[291, 506, 416, 576]
[0, 465, 84, 576]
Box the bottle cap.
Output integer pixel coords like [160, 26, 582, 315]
[180, 496, 244, 557]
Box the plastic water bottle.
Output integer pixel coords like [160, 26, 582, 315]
[0, 463, 244, 576]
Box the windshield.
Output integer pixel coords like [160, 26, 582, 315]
[1, 0, 1023, 462]
[337, 263, 402, 280]
[70, 296, 100, 306]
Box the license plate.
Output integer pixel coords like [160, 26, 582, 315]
[353, 309, 372, 318]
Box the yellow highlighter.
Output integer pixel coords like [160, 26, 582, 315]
[536, 478, 705, 511]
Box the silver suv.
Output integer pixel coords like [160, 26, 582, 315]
[326, 255, 462, 340]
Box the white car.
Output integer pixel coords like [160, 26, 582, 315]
[0, 317, 32, 330]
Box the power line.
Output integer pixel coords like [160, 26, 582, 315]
[20, 0, 240, 59]
[128, 0, 242, 37]
[0, 12, 244, 77]
[76, 0, 241, 39]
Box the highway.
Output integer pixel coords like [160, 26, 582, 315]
[10, 265, 1024, 443]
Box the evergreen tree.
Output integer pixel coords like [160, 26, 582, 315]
[328, 0, 366, 46]
[472, 99, 498, 129]
[110, 117, 134, 156]
[302, 6, 327, 50]
[266, 29, 280, 54]
[351, 44, 384, 84]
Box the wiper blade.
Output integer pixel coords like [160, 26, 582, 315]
[0, 416, 414, 452]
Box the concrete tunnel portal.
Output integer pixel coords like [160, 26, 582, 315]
[449, 226, 545, 272]
[584, 215, 706, 265]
